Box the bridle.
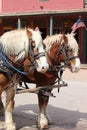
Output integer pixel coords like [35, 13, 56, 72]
[0, 37, 47, 76]
[28, 38, 46, 69]
[57, 42, 79, 66]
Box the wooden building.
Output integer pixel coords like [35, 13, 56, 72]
[0, 0, 87, 63]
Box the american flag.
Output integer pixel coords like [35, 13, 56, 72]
[71, 18, 85, 33]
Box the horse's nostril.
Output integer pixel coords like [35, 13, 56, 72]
[42, 66, 45, 69]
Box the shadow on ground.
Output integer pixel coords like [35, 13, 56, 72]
[1, 104, 87, 130]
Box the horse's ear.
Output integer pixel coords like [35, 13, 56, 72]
[35, 26, 40, 31]
[73, 33, 77, 36]
[62, 33, 68, 44]
[67, 33, 69, 35]
[26, 27, 32, 38]
[61, 29, 66, 39]
[46, 35, 49, 38]
[70, 32, 77, 37]
[62, 32, 67, 40]
[61, 29, 65, 34]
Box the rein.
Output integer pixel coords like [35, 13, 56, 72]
[0, 50, 27, 75]
[0, 39, 47, 75]
[68, 55, 78, 61]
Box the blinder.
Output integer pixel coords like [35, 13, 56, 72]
[28, 38, 46, 68]
[57, 42, 79, 65]
[34, 52, 45, 59]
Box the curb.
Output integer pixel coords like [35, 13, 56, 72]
[81, 64, 87, 69]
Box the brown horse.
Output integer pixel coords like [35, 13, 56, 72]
[18, 33, 80, 129]
[0, 27, 49, 130]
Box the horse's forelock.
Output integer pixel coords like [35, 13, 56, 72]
[62, 33, 68, 44]
[29, 28, 42, 48]
[66, 33, 78, 53]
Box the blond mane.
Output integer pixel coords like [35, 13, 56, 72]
[43, 34, 63, 53]
[0, 29, 29, 56]
[0, 28, 42, 61]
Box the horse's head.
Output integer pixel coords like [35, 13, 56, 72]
[26, 27, 49, 73]
[43, 34, 65, 66]
[63, 33, 80, 72]
[44, 33, 80, 73]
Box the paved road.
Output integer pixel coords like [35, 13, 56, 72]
[0, 68, 87, 130]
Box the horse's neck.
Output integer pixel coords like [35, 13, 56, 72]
[23, 58, 36, 82]
[44, 34, 65, 66]
[48, 54, 59, 66]
[48, 42, 67, 67]
[0, 29, 29, 57]
[47, 51, 59, 66]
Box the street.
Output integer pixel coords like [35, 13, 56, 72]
[0, 68, 87, 130]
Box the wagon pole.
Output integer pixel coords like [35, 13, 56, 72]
[17, 83, 68, 95]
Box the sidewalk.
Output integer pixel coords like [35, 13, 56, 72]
[81, 64, 87, 69]
[63, 66, 87, 82]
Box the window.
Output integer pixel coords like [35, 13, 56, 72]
[40, 0, 48, 2]
[84, 0, 87, 7]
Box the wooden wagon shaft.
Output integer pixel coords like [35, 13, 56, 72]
[17, 83, 68, 94]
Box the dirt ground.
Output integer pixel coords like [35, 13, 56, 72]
[0, 67, 87, 130]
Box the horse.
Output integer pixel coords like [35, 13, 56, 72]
[18, 33, 80, 129]
[0, 33, 80, 130]
[0, 27, 49, 73]
[0, 27, 49, 130]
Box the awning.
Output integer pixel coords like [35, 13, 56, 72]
[0, 8, 87, 17]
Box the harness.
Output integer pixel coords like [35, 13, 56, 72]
[0, 38, 79, 99]
[28, 38, 46, 67]
[0, 51, 27, 75]
[38, 41, 79, 97]
[0, 38, 46, 93]
[57, 42, 79, 66]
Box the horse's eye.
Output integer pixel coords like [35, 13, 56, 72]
[31, 41, 35, 49]
[69, 48, 73, 52]
[65, 46, 69, 51]
[43, 43, 46, 49]
[65, 44, 70, 50]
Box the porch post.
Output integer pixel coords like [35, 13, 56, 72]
[18, 17, 21, 29]
[50, 15, 53, 35]
[0, 18, 3, 35]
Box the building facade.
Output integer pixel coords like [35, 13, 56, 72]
[0, 0, 87, 63]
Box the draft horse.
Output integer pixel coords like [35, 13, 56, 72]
[0, 33, 80, 130]
[0, 27, 49, 130]
[19, 33, 80, 129]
